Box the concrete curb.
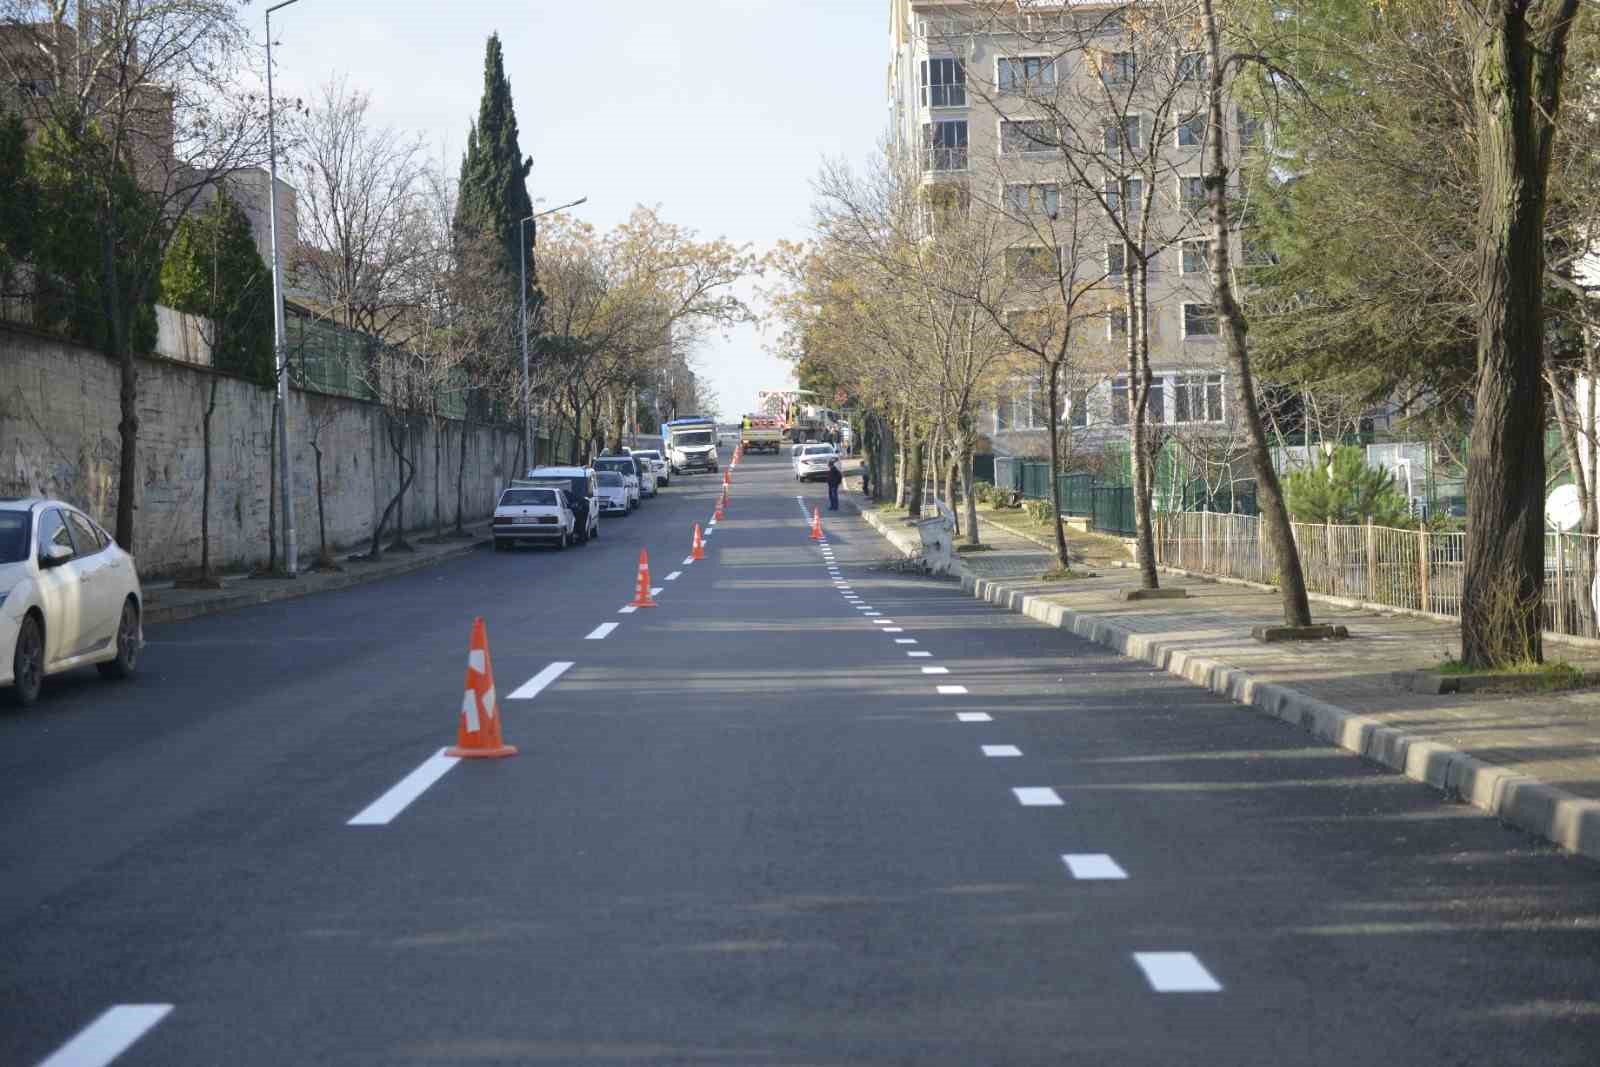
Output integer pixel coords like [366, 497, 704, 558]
[960, 573, 1600, 862]
[858, 507, 923, 561]
[145, 536, 488, 625]
[853, 507, 1600, 861]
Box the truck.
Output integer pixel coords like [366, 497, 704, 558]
[739, 413, 784, 454]
[663, 416, 720, 475]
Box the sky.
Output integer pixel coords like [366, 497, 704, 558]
[267, 0, 891, 418]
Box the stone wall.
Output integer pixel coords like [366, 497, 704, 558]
[1, 325, 522, 577]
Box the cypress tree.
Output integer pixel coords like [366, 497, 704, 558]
[454, 33, 534, 289]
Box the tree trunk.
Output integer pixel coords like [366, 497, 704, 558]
[312, 436, 331, 566]
[960, 430, 979, 548]
[1046, 357, 1070, 567]
[1126, 259, 1158, 589]
[391, 423, 414, 552]
[1460, 0, 1580, 666]
[1201, 0, 1311, 626]
[906, 427, 925, 518]
[895, 411, 910, 508]
[200, 375, 218, 580]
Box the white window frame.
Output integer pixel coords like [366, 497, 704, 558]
[1111, 374, 1166, 425]
[1106, 307, 1129, 340]
[1104, 176, 1144, 216]
[1173, 372, 1226, 423]
[922, 119, 970, 172]
[1003, 181, 1061, 218]
[1182, 301, 1220, 338]
[1102, 114, 1142, 154]
[1177, 174, 1206, 213]
[1176, 50, 1206, 83]
[1180, 239, 1211, 274]
[1000, 118, 1059, 156]
[1100, 51, 1137, 85]
[1176, 112, 1204, 148]
[997, 54, 1057, 94]
[921, 57, 967, 109]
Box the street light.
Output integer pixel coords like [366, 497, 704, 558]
[265, 0, 303, 576]
[519, 196, 586, 472]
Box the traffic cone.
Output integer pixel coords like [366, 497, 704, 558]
[446, 617, 517, 759]
[810, 507, 824, 541]
[713, 492, 725, 523]
[630, 548, 658, 607]
[722, 469, 731, 489]
[691, 524, 706, 561]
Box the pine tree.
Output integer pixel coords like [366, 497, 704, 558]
[454, 33, 534, 288]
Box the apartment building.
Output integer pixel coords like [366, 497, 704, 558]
[887, 0, 1257, 461]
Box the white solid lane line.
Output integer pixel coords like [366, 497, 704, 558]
[586, 623, 619, 640]
[348, 749, 459, 826]
[936, 685, 969, 694]
[1013, 787, 1063, 806]
[508, 661, 574, 701]
[665, 570, 683, 581]
[957, 712, 992, 722]
[1133, 952, 1222, 993]
[921, 666, 949, 674]
[1062, 854, 1129, 880]
[982, 745, 1022, 757]
[37, 1004, 175, 1067]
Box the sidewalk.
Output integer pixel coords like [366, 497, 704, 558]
[859, 503, 1600, 862]
[142, 523, 490, 625]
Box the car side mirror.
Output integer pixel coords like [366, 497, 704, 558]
[40, 542, 73, 567]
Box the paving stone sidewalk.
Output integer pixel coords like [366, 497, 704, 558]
[142, 523, 491, 625]
[860, 503, 1600, 861]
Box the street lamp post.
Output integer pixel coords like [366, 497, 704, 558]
[518, 196, 586, 472]
[265, 0, 303, 576]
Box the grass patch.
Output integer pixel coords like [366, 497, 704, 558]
[955, 543, 994, 553]
[1040, 566, 1093, 581]
[1436, 658, 1588, 691]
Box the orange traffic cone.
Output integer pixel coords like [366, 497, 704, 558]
[714, 492, 725, 522]
[722, 469, 731, 489]
[810, 507, 824, 541]
[691, 524, 706, 561]
[446, 617, 517, 759]
[630, 549, 658, 607]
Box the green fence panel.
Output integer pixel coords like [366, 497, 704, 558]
[1092, 485, 1136, 536]
[1020, 460, 1052, 500]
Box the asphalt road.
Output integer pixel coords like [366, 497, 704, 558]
[3, 453, 1599, 1066]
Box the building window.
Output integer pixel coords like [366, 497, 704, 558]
[1070, 387, 1090, 428]
[998, 56, 1056, 94]
[1111, 375, 1164, 424]
[1102, 115, 1141, 153]
[1104, 177, 1144, 216]
[1107, 307, 1129, 339]
[1004, 182, 1061, 218]
[922, 120, 969, 171]
[1183, 302, 1219, 337]
[1174, 373, 1225, 423]
[1181, 239, 1212, 274]
[1106, 241, 1136, 277]
[1179, 175, 1206, 213]
[1176, 113, 1204, 147]
[1176, 51, 1206, 82]
[1001, 119, 1058, 155]
[921, 58, 967, 108]
[1100, 51, 1137, 85]
[1006, 245, 1060, 280]
[1238, 107, 1262, 146]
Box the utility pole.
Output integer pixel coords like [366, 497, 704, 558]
[265, 0, 303, 576]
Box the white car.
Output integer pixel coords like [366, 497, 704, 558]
[629, 449, 670, 488]
[593, 457, 641, 510]
[2, 498, 143, 707]
[492, 486, 577, 551]
[794, 443, 839, 482]
[595, 471, 631, 516]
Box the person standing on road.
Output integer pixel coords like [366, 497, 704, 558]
[826, 457, 843, 511]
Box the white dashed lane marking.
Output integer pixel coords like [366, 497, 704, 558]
[682, 556, 695, 566]
[1013, 787, 1063, 806]
[957, 712, 992, 722]
[908, 651, 932, 658]
[507, 661, 574, 700]
[936, 685, 968, 695]
[882, 627, 904, 633]
[1133, 953, 1222, 993]
[982, 745, 1022, 757]
[1062, 854, 1129, 880]
[36, 1004, 174, 1067]
[348, 749, 459, 826]
[586, 623, 619, 640]
[895, 638, 917, 644]
[921, 666, 949, 674]
[665, 571, 683, 581]
[618, 605, 637, 614]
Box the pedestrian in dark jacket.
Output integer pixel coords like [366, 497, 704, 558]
[826, 458, 843, 511]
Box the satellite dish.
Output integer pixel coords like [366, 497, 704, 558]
[1547, 483, 1582, 531]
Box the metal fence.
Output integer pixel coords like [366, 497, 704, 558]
[1155, 512, 1600, 640]
[991, 458, 1149, 537]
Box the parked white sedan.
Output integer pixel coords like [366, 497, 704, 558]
[492, 486, 577, 550]
[793, 443, 839, 482]
[1, 498, 143, 707]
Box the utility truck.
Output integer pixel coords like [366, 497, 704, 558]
[739, 413, 784, 454]
[664, 416, 719, 474]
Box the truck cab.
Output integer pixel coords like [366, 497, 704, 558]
[664, 417, 720, 475]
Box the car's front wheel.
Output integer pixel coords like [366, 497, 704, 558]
[97, 598, 140, 680]
[10, 613, 44, 707]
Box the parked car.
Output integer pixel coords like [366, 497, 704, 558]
[628, 454, 657, 499]
[593, 456, 641, 509]
[492, 486, 576, 551]
[794, 443, 839, 482]
[595, 470, 630, 516]
[629, 449, 670, 488]
[521, 467, 600, 542]
[1, 498, 143, 707]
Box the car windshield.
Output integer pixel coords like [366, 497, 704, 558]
[633, 451, 661, 461]
[0, 511, 29, 563]
[596, 459, 631, 474]
[675, 431, 714, 446]
[597, 471, 623, 487]
[500, 489, 558, 507]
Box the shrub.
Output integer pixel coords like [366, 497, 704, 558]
[972, 480, 994, 504]
[1024, 497, 1057, 525]
[1283, 446, 1413, 526]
